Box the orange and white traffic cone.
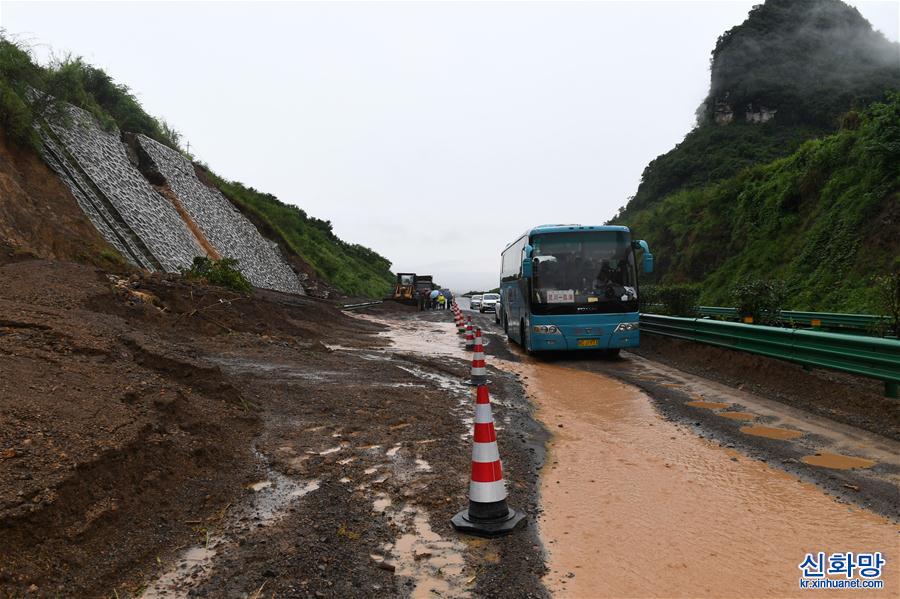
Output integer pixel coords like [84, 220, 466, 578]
[451, 384, 525, 536]
[464, 322, 475, 349]
[469, 328, 487, 385]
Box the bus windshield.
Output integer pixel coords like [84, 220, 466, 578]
[531, 231, 637, 314]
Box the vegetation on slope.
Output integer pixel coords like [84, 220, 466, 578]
[0, 31, 393, 297]
[0, 31, 180, 150]
[618, 0, 900, 220]
[626, 94, 899, 312]
[209, 175, 393, 297]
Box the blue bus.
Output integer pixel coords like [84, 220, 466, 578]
[498, 224, 653, 356]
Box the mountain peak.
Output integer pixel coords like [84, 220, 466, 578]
[701, 0, 899, 128]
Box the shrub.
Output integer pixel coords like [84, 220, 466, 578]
[656, 284, 700, 317]
[871, 271, 900, 337]
[638, 284, 660, 313]
[731, 278, 787, 324]
[184, 256, 252, 292]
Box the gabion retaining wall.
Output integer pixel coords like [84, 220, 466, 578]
[135, 134, 304, 295]
[40, 102, 305, 295]
[45, 104, 202, 272]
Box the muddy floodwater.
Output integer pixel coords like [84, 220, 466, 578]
[518, 361, 898, 598]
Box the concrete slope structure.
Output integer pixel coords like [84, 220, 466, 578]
[134, 134, 304, 295]
[43, 104, 203, 272]
[38, 102, 304, 295]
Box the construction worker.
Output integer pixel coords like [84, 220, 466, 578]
[437, 293, 446, 310]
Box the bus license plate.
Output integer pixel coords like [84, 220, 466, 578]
[577, 339, 599, 347]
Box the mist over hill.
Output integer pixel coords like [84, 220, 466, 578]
[613, 0, 899, 311]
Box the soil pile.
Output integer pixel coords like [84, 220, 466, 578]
[0, 259, 547, 597]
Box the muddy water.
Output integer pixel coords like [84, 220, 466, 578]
[520, 362, 898, 598]
[741, 425, 805, 441]
[801, 453, 877, 470]
[685, 400, 730, 410]
[717, 411, 756, 421]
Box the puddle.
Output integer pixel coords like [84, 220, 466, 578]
[685, 400, 730, 410]
[373, 493, 392, 512]
[517, 361, 898, 598]
[319, 446, 343, 455]
[352, 314, 470, 361]
[377, 504, 470, 599]
[142, 449, 320, 597]
[414, 459, 432, 471]
[801, 453, 877, 470]
[740, 425, 804, 440]
[717, 411, 756, 421]
[206, 357, 343, 382]
[338, 457, 355, 465]
[143, 542, 221, 599]
[386, 445, 402, 457]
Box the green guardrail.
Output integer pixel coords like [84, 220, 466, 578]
[641, 305, 891, 334]
[640, 314, 900, 398]
[694, 307, 887, 333]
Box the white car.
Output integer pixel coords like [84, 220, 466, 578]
[494, 297, 503, 324]
[469, 295, 483, 310]
[480, 293, 500, 313]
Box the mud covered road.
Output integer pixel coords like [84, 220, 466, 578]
[1, 259, 897, 598]
[459, 300, 899, 598]
[0, 259, 546, 598]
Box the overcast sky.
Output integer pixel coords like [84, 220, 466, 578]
[2, 1, 897, 291]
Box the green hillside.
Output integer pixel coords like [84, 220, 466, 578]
[614, 0, 900, 311]
[626, 95, 899, 311]
[0, 33, 393, 297]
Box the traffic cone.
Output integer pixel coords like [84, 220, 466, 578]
[455, 312, 465, 334]
[468, 328, 487, 385]
[464, 323, 475, 349]
[451, 385, 525, 537]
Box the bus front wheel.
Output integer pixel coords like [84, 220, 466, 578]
[520, 321, 532, 355]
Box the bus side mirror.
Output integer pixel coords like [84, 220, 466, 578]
[633, 239, 653, 273]
[522, 244, 534, 278]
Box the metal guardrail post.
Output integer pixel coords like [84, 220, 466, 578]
[887, 381, 899, 399]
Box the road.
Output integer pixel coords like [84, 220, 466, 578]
[3, 270, 895, 598]
[451, 298, 898, 597]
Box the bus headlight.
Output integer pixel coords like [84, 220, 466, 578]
[533, 325, 560, 334]
[614, 322, 639, 332]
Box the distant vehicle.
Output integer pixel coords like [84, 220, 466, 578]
[498, 224, 653, 356]
[392, 272, 417, 303]
[494, 297, 502, 324]
[480, 293, 500, 313]
[470, 294, 483, 310]
[415, 275, 435, 295]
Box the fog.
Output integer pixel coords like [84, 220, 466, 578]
[2, 1, 897, 292]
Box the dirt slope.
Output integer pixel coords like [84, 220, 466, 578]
[0, 132, 121, 267]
